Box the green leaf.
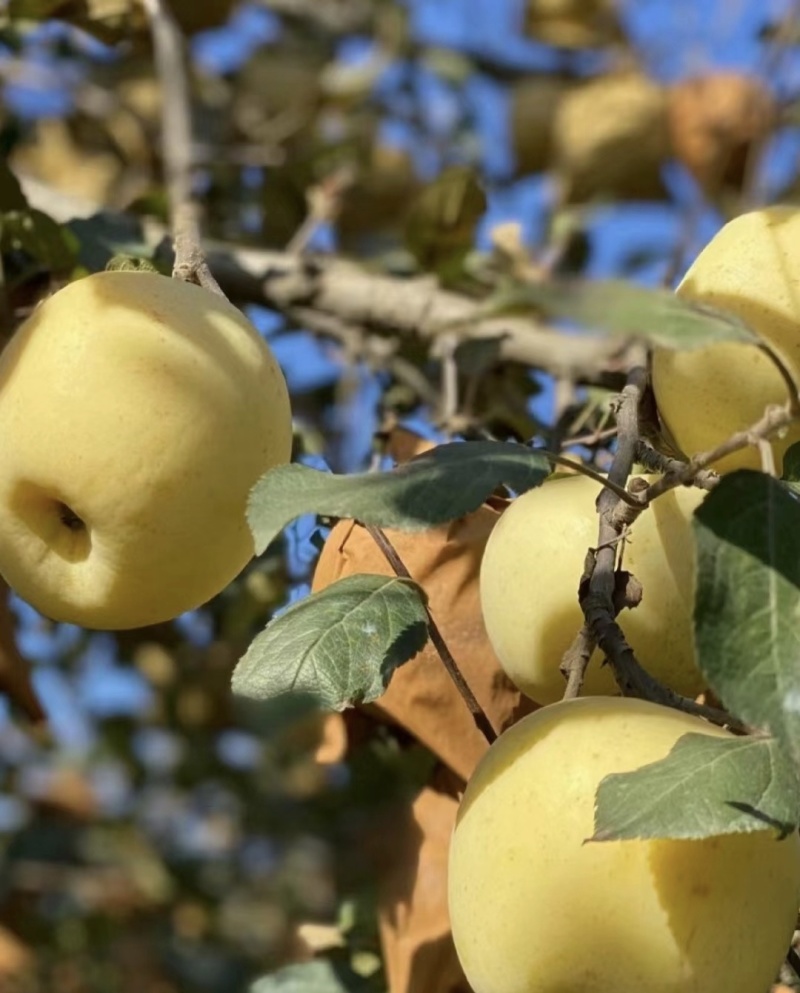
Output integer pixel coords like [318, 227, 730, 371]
[0, 209, 78, 271]
[248, 440, 549, 555]
[67, 212, 151, 272]
[781, 441, 800, 486]
[594, 734, 800, 841]
[404, 165, 487, 281]
[694, 471, 800, 766]
[250, 960, 377, 993]
[478, 278, 758, 349]
[231, 574, 429, 711]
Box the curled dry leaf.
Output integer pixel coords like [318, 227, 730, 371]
[668, 72, 778, 193]
[553, 72, 670, 202]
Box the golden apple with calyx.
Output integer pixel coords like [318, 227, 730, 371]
[449, 696, 800, 993]
[0, 271, 291, 629]
[651, 207, 800, 473]
[479, 472, 705, 705]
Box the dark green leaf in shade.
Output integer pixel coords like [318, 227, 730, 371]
[0, 161, 27, 212]
[0, 209, 77, 271]
[454, 335, 509, 376]
[477, 278, 758, 349]
[8, 0, 70, 21]
[67, 212, 151, 272]
[248, 440, 549, 555]
[781, 441, 800, 487]
[693, 471, 800, 766]
[594, 733, 800, 842]
[232, 574, 429, 711]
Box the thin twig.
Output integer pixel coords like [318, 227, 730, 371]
[286, 168, 353, 255]
[562, 425, 618, 449]
[435, 332, 460, 430]
[141, 0, 223, 295]
[539, 451, 642, 506]
[644, 402, 798, 504]
[634, 441, 718, 491]
[365, 524, 498, 745]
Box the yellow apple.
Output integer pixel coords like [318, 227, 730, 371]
[479, 472, 705, 705]
[651, 206, 800, 472]
[0, 271, 292, 629]
[449, 696, 800, 993]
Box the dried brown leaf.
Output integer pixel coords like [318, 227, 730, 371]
[668, 72, 777, 192]
[373, 774, 470, 993]
[311, 503, 535, 782]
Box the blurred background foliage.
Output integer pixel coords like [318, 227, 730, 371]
[2, 0, 800, 990]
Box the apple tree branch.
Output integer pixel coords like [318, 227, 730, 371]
[140, 0, 223, 295]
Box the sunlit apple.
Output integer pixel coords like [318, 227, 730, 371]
[479, 472, 705, 704]
[651, 206, 800, 473]
[449, 696, 800, 993]
[0, 270, 292, 629]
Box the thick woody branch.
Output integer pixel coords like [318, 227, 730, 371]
[257, 254, 631, 379]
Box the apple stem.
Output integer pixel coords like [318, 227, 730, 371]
[365, 523, 498, 746]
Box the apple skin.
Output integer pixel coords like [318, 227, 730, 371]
[651, 206, 800, 473]
[0, 271, 292, 629]
[479, 473, 705, 705]
[449, 696, 800, 993]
